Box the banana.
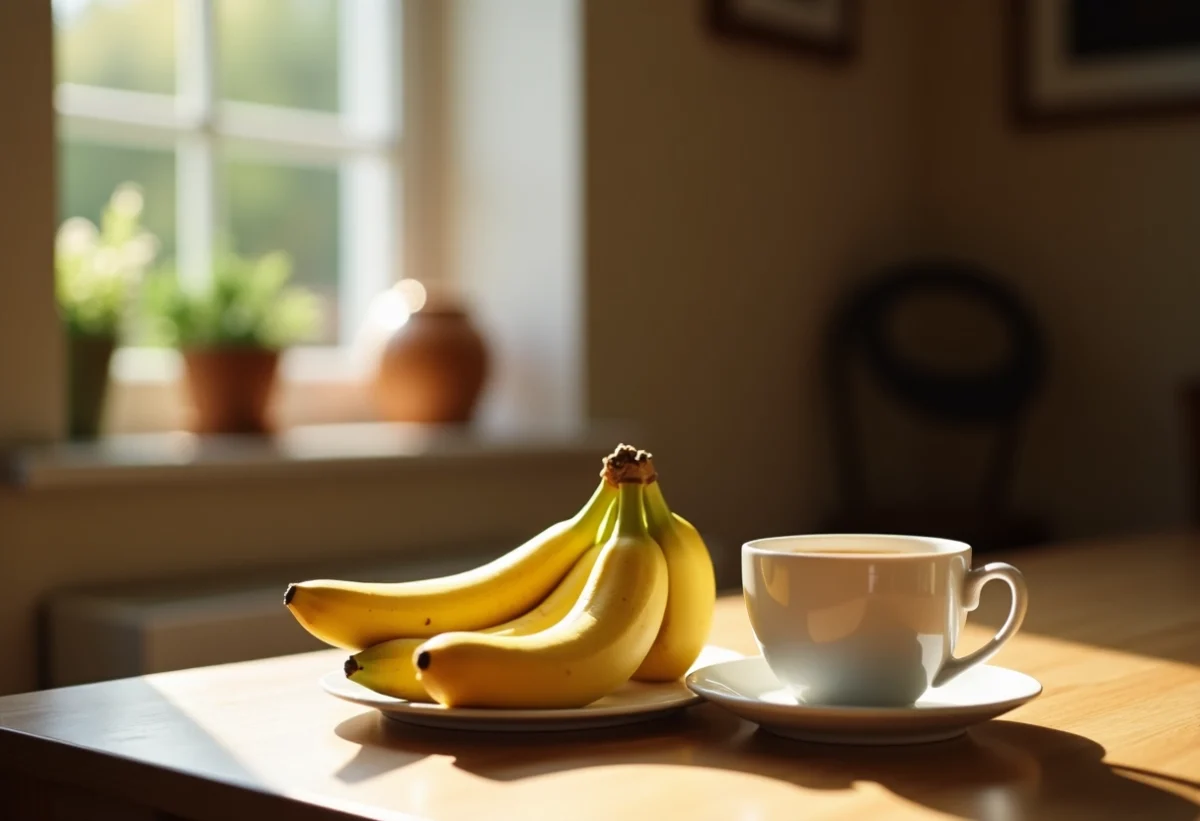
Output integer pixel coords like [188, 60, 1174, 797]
[284, 480, 616, 650]
[414, 478, 668, 709]
[632, 475, 716, 681]
[595, 496, 618, 544]
[345, 542, 605, 701]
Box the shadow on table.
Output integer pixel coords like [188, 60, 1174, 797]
[968, 539, 1200, 668]
[0, 677, 263, 819]
[333, 707, 1199, 821]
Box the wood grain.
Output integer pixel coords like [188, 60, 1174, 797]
[1, 533, 1198, 820]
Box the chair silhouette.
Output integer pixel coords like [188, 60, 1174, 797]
[823, 260, 1049, 552]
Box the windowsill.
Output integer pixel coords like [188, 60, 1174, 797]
[4, 420, 632, 490]
[111, 345, 375, 384]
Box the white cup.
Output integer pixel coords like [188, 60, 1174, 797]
[742, 534, 1028, 707]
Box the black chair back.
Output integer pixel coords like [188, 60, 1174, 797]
[826, 259, 1047, 520]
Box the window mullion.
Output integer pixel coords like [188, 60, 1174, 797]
[338, 0, 399, 349]
[175, 0, 217, 294]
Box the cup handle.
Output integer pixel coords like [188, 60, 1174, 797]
[933, 562, 1029, 688]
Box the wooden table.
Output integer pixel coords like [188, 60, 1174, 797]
[1, 534, 1198, 821]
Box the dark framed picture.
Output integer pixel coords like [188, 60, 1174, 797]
[1011, 0, 1200, 125]
[708, 0, 858, 61]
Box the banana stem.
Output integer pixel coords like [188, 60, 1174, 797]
[597, 499, 618, 543]
[573, 479, 618, 530]
[644, 480, 673, 531]
[616, 481, 651, 538]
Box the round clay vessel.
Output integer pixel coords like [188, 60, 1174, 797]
[375, 305, 488, 424]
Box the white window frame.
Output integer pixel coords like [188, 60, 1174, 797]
[54, 0, 402, 384]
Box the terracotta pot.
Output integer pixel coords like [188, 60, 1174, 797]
[182, 348, 280, 434]
[67, 332, 116, 439]
[375, 306, 488, 423]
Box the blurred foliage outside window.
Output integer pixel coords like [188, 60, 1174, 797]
[56, 184, 161, 338]
[55, 0, 344, 343]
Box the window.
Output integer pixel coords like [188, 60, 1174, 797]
[53, 0, 400, 379]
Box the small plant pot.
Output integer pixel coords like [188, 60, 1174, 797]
[182, 347, 280, 434]
[67, 332, 117, 439]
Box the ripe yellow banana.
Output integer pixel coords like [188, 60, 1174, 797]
[632, 477, 716, 681]
[284, 480, 616, 650]
[414, 480, 668, 709]
[595, 495, 618, 544]
[345, 542, 605, 701]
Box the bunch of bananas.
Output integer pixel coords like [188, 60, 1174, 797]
[284, 444, 716, 709]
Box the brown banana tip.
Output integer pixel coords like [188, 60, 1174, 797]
[602, 443, 655, 484]
[344, 656, 359, 677]
[415, 651, 431, 671]
[283, 583, 297, 606]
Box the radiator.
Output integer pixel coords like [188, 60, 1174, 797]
[42, 549, 494, 688]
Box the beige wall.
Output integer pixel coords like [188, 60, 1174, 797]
[446, 0, 584, 433]
[587, 0, 1200, 562]
[914, 0, 1200, 537]
[585, 0, 918, 581]
[0, 2, 62, 442]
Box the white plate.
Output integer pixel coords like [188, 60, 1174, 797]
[322, 644, 744, 732]
[686, 656, 1042, 745]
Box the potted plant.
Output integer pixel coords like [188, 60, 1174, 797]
[144, 249, 320, 434]
[56, 184, 160, 438]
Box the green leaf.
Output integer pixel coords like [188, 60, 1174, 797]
[141, 247, 321, 349]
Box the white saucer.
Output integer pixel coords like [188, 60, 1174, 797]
[686, 656, 1042, 745]
[322, 644, 743, 732]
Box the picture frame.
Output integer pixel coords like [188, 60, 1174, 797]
[708, 0, 858, 61]
[1011, 0, 1200, 126]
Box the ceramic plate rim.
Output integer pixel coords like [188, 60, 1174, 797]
[322, 644, 744, 722]
[685, 655, 1043, 718]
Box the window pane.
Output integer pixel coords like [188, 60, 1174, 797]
[59, 140, 177, 260]
[216, 0, 339, 112]
[53, 0, 176, 94]
[222, 158, 340, 343]
[59, 140, 177, 344]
